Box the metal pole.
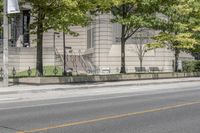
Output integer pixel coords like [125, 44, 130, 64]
[53, 33, 56, 66]
[98, 15, 100, 73]
[53, 33, 55, 50]
[3, 0, 9, 87]
[63, 32, 67, 76]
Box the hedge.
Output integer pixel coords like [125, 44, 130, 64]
[182, 60, 200, 72]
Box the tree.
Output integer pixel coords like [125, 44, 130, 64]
[135, 35, 147, 71]
[0, 0, 2, 11]
[149, 0, 200, 72]
[186, 0, 200, 62]
[26, 0, 94, 76]
[96, 0, 174, 74]
[187, 0, 200, 52]
[134, 30, 161, 71]
[132, 30, 148, 71]
[0, 0, 3, 32]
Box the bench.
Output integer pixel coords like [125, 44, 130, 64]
[149, 67, 160, 72]
[135, 67, 146, 72]
[102, 67, 111, 74]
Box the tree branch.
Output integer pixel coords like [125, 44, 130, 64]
[125, 27, 140, 40]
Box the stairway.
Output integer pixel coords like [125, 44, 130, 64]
[55, 49, 96, 74]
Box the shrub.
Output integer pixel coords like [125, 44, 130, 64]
[182, 60, 200, 72]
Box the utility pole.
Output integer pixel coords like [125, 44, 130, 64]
[3, 0, 20, 87]
[3, 0, 9, 87]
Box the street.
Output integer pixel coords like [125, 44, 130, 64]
[0, 80, 200, 133]
[1, 0, 200, 133]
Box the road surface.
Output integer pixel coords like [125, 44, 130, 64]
[0, 81, 200, 133]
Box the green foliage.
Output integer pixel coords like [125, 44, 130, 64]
[145, 42, 164, 50]
[149, 0, 200, 53]
[24, 0, 95, 76]
[27, 0, 94, 34]
[182, 60, 200, 72]
[0, 0, 3, 32]
[107, 0, 172, 41]
[95, 0, 173, 73]
[0, 0, 2, 14]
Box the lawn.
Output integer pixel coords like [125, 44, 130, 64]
[15, 66, 63, 77]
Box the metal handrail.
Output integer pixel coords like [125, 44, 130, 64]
[55, 48, 64, 65]
[86, 57, 96, 73]
[78, 50, 88, 72]
[71, 50, 78, 73]
[55, 48, 95, 74]
[78, 50, 95, 73]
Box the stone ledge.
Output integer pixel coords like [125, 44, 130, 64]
[9, 72, 200, 85]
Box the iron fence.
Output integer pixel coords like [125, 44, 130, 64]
[0, 66, 65, 78]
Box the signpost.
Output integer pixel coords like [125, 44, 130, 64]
[3, 0, 20, 87]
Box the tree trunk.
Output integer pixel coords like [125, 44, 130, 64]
[174, 48, 180, 72]
[139, 57, 143, 72]
[36, 9, 44, 76]
[120, 24, 126, 74]
[139, 43, 143, 72]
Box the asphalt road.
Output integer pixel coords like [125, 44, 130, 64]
[0, 82, 200, 133]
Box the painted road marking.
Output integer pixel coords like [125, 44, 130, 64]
[16, 100, 200, 133]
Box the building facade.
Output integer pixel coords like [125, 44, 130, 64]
[0, 10, 194, 74]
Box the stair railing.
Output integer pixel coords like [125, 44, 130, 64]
[78, 50, 95, 74]
[78, 49, 88, 72]
[55, 48, 64, 66]
[71, 50, 78, 74]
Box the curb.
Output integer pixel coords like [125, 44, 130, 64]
[0, 78, 199, 95]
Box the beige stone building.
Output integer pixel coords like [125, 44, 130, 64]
[0, 10, 193, 74]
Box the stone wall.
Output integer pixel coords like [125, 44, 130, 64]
[0, 47, 55, 73]
[30, 28, 87, 55]
[10, 72, 200, 85]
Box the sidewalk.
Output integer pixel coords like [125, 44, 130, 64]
[0, 77, 200, 95]
[0, 77, 199, 103]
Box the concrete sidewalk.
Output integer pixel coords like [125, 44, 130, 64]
[0, 77, 199, 94]
[0, 77, 199, 104]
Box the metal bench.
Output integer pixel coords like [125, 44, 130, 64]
[135, 67, 146, 72]
[102, 67, 111, 74]
[149, 67, 160, 72]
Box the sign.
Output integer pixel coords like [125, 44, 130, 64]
[7, 0, 20, 14]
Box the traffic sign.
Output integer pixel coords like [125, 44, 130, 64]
[7, 0, 20, 14]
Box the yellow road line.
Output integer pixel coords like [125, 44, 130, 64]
[17, 101, 200, 133]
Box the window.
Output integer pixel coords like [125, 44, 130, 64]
[23, 10, 30, 47]
[87, 26, 95, 49]
[10, 17, 18, 47]
[112, 23, 121, 44]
